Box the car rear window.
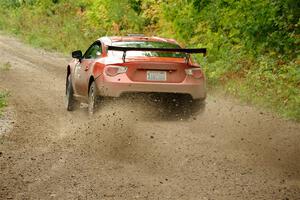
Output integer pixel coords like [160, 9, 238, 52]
[109, 41, 186, 58]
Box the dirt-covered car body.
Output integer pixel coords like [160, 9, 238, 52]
[66, 36, 207, 112]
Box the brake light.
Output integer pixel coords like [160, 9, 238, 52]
[185, 68, 203, 79]
[105, 66, 127, 76]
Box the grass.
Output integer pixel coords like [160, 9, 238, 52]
[0, 61, 10, 115]
[0, 91, 9, 115]
[0, 62, 11, 71]
[224, 61, 300, 120]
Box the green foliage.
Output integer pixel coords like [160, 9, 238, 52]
[0, 91, 8, 113]
[226, 57, 300, 120]
[84, 0, 144, 36]
[0, 0, 21, 8]
[0, 0, 299, 120]
[0, 62, 12, 71]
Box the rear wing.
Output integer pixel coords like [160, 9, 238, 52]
[107, 46, 207, 63]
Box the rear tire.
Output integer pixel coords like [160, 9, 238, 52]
[190, 98, 206, 114]
[88, 81, 97, 115]
[65, 75, 75, 111]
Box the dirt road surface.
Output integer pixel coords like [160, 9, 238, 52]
[0, 34, 300, 200]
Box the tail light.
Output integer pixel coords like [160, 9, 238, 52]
[185, 68, 203, 79]
[105, 66, 127, 76]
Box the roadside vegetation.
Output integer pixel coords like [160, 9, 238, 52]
[0, 62, 12, 71]
[0, 91, 8, 115]
[0, 0, 299, 120]
[0, 62, 10, 114]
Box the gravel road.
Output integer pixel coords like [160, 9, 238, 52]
[0, 34, 299, 200]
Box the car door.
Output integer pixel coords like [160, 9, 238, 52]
[74, 41, 102, 96]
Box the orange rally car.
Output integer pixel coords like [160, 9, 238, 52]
[65, 35, 207, 114]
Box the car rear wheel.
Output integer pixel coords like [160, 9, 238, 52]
[65, 74, 75, 111]
[190, 98, 206, 114]
[88, 81, 97, 115]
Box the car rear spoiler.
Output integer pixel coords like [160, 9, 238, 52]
[107, 46, 207, 63]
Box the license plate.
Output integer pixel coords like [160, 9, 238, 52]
[147, 71, 167, 81]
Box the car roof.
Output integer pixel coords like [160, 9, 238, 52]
[98, 36, 180, 46]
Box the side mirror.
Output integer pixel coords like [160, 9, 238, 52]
[72, 50, 82, 59]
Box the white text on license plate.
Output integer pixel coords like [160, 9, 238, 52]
[147, 71, 167, 81]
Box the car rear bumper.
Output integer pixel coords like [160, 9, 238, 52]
[96, 74, 206, 100]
